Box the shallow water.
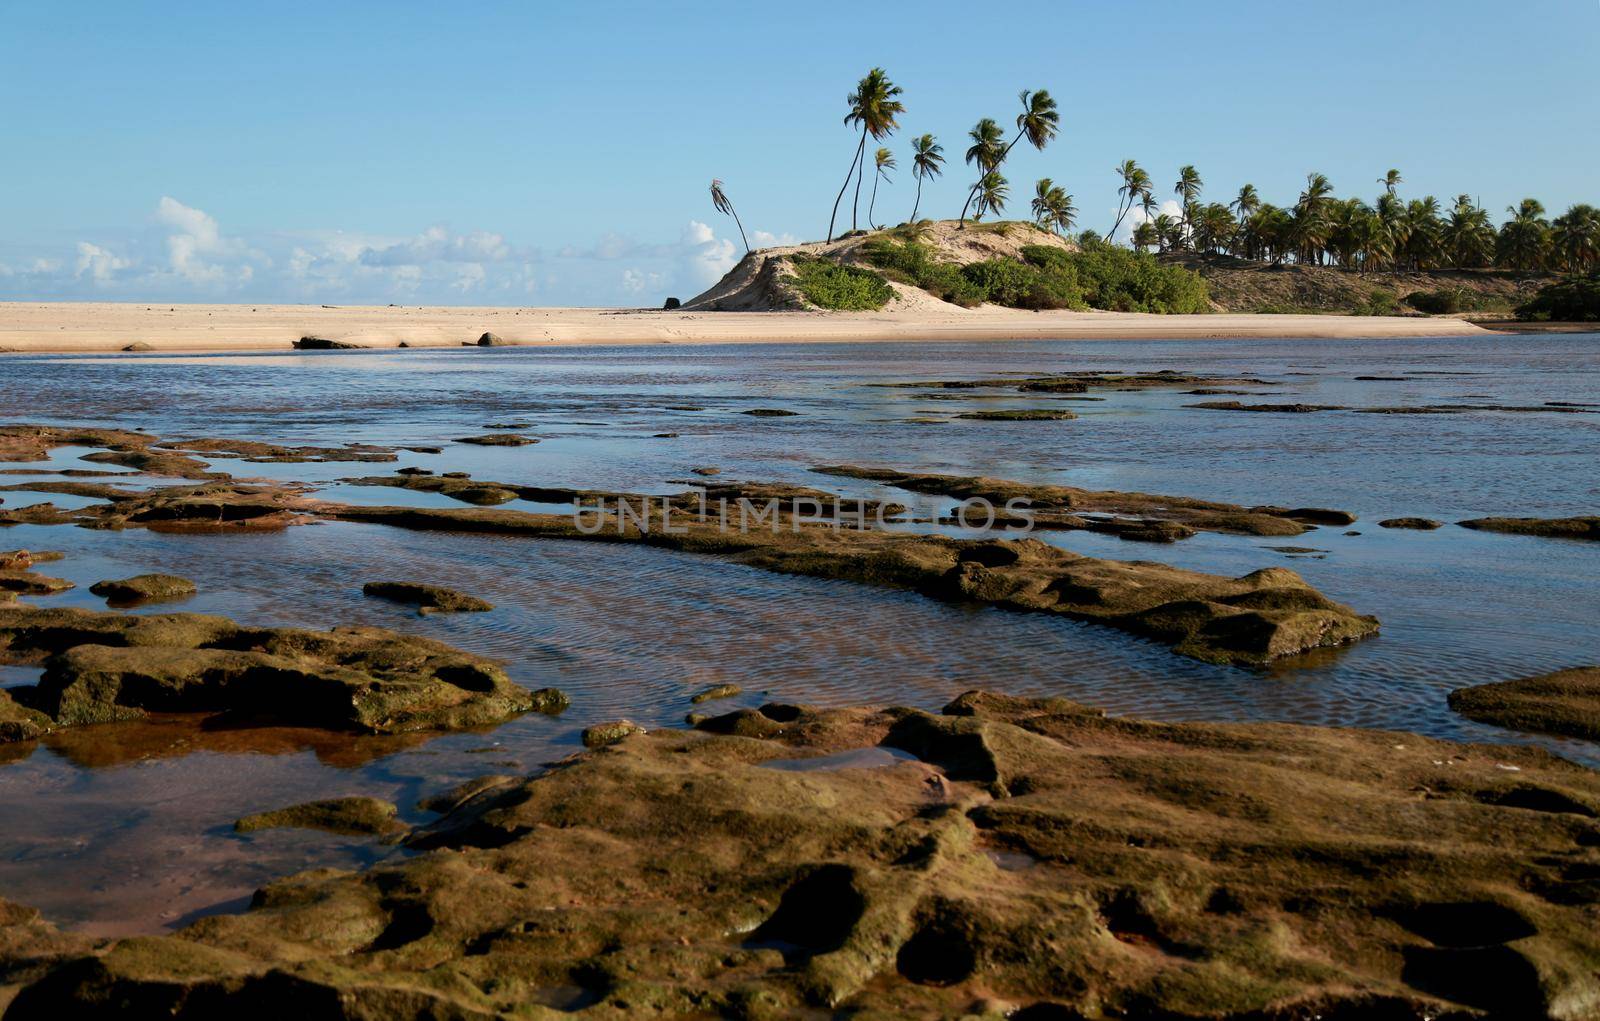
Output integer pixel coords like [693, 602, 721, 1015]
[1, 334, 1597, 933]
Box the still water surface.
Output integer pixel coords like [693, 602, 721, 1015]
[1, 334, 1596, 933]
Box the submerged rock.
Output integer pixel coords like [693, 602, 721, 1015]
[1380, 517, 1443, 530]
[690, 683, 742, 704]
[1458, 516, 1600, 541]
[1449, 665, 1600, 741]
[957, 409, 1078, 421]
[454, 434, 539, 447]
[362, 581, 493, 614]
[0, 690, 51, 743]
[0, 570, 72, 596]
[10, 691, 1600, 1018]
[741, 408, 799, 417]
[234, 796, 403, 837]
[0, 606, 541, 739]
[88, 574, 197, 605]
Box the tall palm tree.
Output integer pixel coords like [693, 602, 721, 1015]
[1552, 203, 1600, 272]
[1442, 195, 1495, 268]
[827, 68, 905, 242]
[958, 119, 1005, 225]
[1378, 169, 1404, 196]
[868, 147, 896, 229]
[709, 179, 749, 254]
[907, 133, 944, 222]
[1152, 212, 1178, 253]
[1107, 159, 1151, 241]
[1230, 184, 1260, 228]
[959, 89, 1059, 224]
[1031, 178, 1056, 225]
[1131, 221, 1158, 253]
[1295, 173, 1335, 263]
[973, 171, 1009, 221]
[1029, 179, 1075, 234]
[1495, 198, 1549, 271]
[1174, 165, 1202, 247]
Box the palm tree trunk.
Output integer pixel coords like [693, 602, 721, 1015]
[851, 149, 867, 231]
[827, 128, 868, 242]
[730, 206, 750, 254]
[868, 171, 880, 229]
[911, 176, 923, 222]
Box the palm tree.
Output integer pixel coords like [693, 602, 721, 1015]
[1151, 212, 1178, 253]
[827, 68, 905, 242]
[959, 89, 1059, 224]
[1131, 221, 1158, 253]
[868, 147, 896, 229]
[973, 171, 1009, 221]
[1442, 195, 1495, 268]
[1378, 169, 1404, 196]
[1107, 159, 1151, 241]
[1174, 165, 1202, 247]
[1295, 173, 1335, 263]
[907, 133, 944, 222]
[958, 119, 1005, 225]
[709, 179, 749, 254]
[1029, 179, 1075, 234]
[1230, 184, 1260, 228]
[1401, 197, 1443, 270]
[1495, 198, 1549, 271]
[1031, 178, 1056, 225]
[1552, 204, 1600, 272]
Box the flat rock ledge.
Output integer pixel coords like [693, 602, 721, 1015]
[0, 606, 549, 742]
[1450, 665, 1600, 742]
[5, 692, 1599, 1018]
[1459, 516, 1600, 541]
[88, 573, 197, 605]
[362, 581, 493, 614]
[234, 796, 403, 837]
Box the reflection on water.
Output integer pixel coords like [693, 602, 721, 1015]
[0, 334, 1597, 932]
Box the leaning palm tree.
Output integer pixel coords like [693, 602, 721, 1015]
[1378, 169, 1404, 196]
[827, 68, 905, 242]
[1047, 187, 1077, 235]
[907, 134, 944, 222]
[709, 179, 749, 254]
[1230, 183, 1260, 228]
[958, 119, 1005, 225]
[1107, 159, 1151, 241]
[973, 171, 1009, 221]
[1131, 221, 1158, 253]
[1173, 165, 1202, 247]
[1031, 178, 1057, 225]
[959, 89, 1059, 224]
[868, 147, 896, 229]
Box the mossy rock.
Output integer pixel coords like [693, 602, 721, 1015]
[89, 574, 197, 605]
[235, 796, 402, 836]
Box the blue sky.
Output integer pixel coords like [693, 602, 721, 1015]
[2, 0, 1596, 306]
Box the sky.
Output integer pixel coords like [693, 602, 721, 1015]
[2, 0, 1596, 307]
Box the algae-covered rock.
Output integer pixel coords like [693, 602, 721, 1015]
[741, 408, 798, 417]
[0, 606, 538, 734]
[1380, 517, 1444, 530]
[1459, 516, 1600, 541]
[956, 409, 1077, 421]
[0, 690, 51, 744]
[234, 796, 402, 836]
[454, 433, 539, 447]
[88, 574, 197, 605]
[1449, 665, 1600, 741]
[0, 571, 72, 596]
[362, 581, 493, 614]
[581, 720, 644, 747]
[9, 692, 1600, 1018]
[691, 683, 742, 704]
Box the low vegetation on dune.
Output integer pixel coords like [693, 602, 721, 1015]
[788, 255, 896, 311]
[1517, 269, 1600, 321]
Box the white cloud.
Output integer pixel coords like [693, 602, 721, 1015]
[681, 220, 737, 286]
[74, 242, 131, 283]
[359, 226, 516, 267]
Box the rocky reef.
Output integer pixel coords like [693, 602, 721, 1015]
[0, 606, 552, 741]
[1458, 516, 1600, 541]
[5, 691, 1598, 1018]
[1450, 666, 1600, 741]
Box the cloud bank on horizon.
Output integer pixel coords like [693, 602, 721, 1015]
[0, 198, 777, 307]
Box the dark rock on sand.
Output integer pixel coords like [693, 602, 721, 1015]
[0, 606, 539, 738]
[691, 683, 742, 704]
[454, 434, 539, 446]
[1449, 666, 1600, 741]
[88, 574, 197, 605]
[581, 719, 644, 747]
[121, 342, 154, 352]
[11, 692, 1600, 1018]
[477, 332, 514, 347]
[662, 296, 681, 309]
[957, 409, 1077, 421]
[1458, 516, 1600, 541]
[362, 581, 494, 614]
[1380, 517, 1443, 530]
[234, 796, 403, 837]
[294, 336, 360, 350]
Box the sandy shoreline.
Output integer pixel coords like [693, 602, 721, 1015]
[0, 301, 1494, 353]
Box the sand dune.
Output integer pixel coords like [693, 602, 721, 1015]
[0, 300, 1490, 354]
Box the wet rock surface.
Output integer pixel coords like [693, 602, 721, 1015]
[1450, 666, 1600, 741]
[88, 574, 197, 606]
[454, 434, 539, 447]
[6, 691, 1599, 1019]
[0, 606, 541, 740]
[362, 581, 494, 614]
[234, 796, 403, 837]
[1458, 516, 1600, 541]
[876, 369, 1281, 393]
[1381, 517, 1444, 530]
[956, 409, 1078, 421]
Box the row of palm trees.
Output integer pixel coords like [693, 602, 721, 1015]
[1117, 161, 1600, 273]
[822, 69, 1076, 240]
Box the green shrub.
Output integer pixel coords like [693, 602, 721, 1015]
[1405, 287, 1470, 314]
[1516, 271, 1600, 322]
[788, 256, 893, 311]
[1355, 290, 1400, 316]
[1024, 241, 1209, 313]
